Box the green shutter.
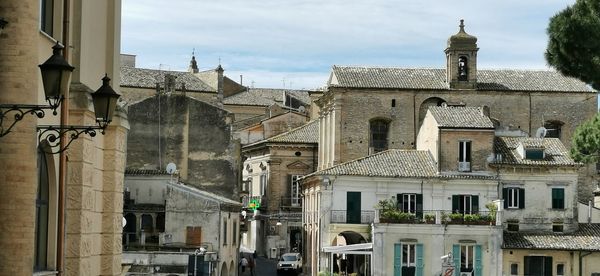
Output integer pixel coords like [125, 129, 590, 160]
[394, 243, 402, 276]
[452, 244, 460, 276]
[416, 194, 423, 219]
[472, 195, 479, 213]
[552, 188, 565, 209]
[502, 188, 508, 209]
[416, 244, 424, 276]
[452, 195, 459, 213]
[397, 194, 404, 212]
[518, 188, 525, 209]
[474, 245, 482, 276]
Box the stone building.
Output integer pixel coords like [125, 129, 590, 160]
[318, 20, 597, 201]
[241, 120, 319, 257]
[0, 1, 128, 275]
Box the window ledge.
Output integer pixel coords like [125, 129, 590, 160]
[34, 271, 58, 276]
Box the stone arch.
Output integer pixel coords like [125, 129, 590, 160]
[544, 120, 564, 139]
[418, 97, 447, 130]
[331, 231, 369, 275]
[124, 213, 137, 243]
[369, 117, 392, 154]
[458, 56, 468, 81]
[220, 261, 228, 276]
[229, 260, 235, 276]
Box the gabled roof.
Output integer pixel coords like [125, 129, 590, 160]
[492, 136, 579, 166]
[120, 66, 214, 92]
[223, 88, 311, 106]
[329, 66, 594, 92]
[503, 224, 600, 251]
[267, 119, 319, 143]
[310, 149, 438, 178]
[429, 106, 494, 129]
[167, 181, 242, 206]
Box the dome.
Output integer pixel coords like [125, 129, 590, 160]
[447, 19, 477, 48]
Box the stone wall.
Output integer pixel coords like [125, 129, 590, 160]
[127, 94, 240, 198]
[438, 129, 495, 172]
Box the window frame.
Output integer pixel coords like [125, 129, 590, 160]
[551, 188, 565, 209]
[460, 244, 474, 272]
[369, 119, 390, 153]
[260, 174, 267, 196]
[401, 243, 416, 267]
[40, 0, 55, 37]
[510, 263, 519, 276]
[556, 263, 565, 276]
[290, 175, 302, 206]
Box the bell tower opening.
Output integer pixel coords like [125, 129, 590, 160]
[445, 19, 479, 89]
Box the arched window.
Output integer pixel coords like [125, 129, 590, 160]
[370, 119, 390, 153]
[35, 148, 50, 271]
[544, 121, 563, 139]
[458, 56, 468, 81]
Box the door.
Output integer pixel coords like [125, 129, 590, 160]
[524, 256, 552, 276]
[347, 192, 361, 224]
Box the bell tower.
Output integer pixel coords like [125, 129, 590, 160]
[445, 19, 478, 89]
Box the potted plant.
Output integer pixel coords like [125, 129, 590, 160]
[448, 213, 464, 224]
[424, 213, 436, 224]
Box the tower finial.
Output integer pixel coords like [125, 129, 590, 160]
[192, 48, 195, 56]
[459, 19, 465, 32]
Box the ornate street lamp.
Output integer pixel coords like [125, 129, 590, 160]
[38, 75, 121, 154]
[0, 42, 74, 137]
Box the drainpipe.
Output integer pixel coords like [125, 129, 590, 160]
[57, 1, 70, 275]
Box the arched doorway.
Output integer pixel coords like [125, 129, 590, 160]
[331, 231, 369, 275]
[220, 261, 228, 276]
[123, 213, 137, 244]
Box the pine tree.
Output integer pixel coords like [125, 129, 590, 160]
[545, 0, 600, 90]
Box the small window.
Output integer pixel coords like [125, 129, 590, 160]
[290, 175, 301, 206]
[556, 264, 565, 276]
[525, 149, 544, 160]
[391, 99, 396, 107]
[370, 120, 389, 153]
[507, 223, 519, 232]
[552, 188, 565, 209]
[544, 121, 563, 139]
[553, 224, 564, 233]
[223, 220, 228, 245]
[460, 244, 474, 272]
[260, 174, 267, 196]
[510, 263, 519, 276]
[503, 187, 525, 209]
[401, 243, 416, 268]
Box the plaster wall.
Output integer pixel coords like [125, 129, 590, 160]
[502, 249, 574, 276]
[416, 112, 439, 162]
[438, 129, 494, 172]
[125, 175, 170, 205]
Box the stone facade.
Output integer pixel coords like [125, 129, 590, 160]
[0, 1, 128, 275]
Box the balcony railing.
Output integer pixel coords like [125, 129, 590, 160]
[330, 210, 375, 224]
[377, 209, 500, 226]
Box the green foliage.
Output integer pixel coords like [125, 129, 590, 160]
[463, 214, 481, 222]
[545, 0, 600, 90]
[449, 213, 464, 221]
[375, 198, 397, 211]
[424, 213, 436, 222]
[485, 202, 498, 220]
[571, 113, 600, 163]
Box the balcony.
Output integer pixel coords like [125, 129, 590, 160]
[330, 210, 375, 224]
[377, 209, 499, 226]
[242, 195, 267, 210]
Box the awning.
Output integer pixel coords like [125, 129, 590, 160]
[322, 243, 373, 255]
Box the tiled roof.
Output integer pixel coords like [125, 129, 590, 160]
[120, 66, 214, 92]
[125, 169, 169, 175]
[329, 66, 594, 92]
[223, 88, 311, 106]
[267, 120, 319, 143]
[311, 149, 438, 178]
[492, 137, 579, 166]
[429, 106, 494, 129]
[503, 224, 600, 251]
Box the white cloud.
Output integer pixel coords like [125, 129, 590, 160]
[121, 0, 576, 88]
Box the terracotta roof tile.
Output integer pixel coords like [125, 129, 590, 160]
[267, 120, 319, 143]
[492, 137, 579, 166]
[120, 67, 214, 92]
[223, 88, 311, 107]
[503, 224, 600, 251]
[329, 66, 594, 92]
[429, 106, 494, 129]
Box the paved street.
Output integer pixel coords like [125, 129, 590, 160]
[238, 256, 304, 276]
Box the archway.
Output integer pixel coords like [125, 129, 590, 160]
[418, 97, 447, 131]
[331, 231, 368, 275]
[220, 261, 228, 276]
[123, 213, 137, 243]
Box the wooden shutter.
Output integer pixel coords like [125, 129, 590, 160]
[502, 188, 508, 209]
[452, 244, 460, 276]
[452, 195, 459, 213]
[416, 194, 423, 219]
[544, 256, 553, 276]
[394, 243, 402, 276]
[415, 243, 424, 276]
[472, 195, 479, 213]
[518, 188, 525, 209]
[186, 226, 202, 245]
[397, 194, 404, 212]
[474, 244, 482, 276]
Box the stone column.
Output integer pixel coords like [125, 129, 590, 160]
[0, 0, 40, 275]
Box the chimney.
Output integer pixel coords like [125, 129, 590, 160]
[216, 65, 224, 104]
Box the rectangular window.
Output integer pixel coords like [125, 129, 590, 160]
[402, 194, 416, 213]
[510, 263, 519, 276]
[458, 140, 471, 172]
[556, 263, 564, 276]
[553, 224, 564, 233]
[460, 245, 474, 272]
[402, 243, 416, 267]
[291, 175, 301, 206]
[453, 195, 478, 215]
[524, 256, 552, 276]
[260, 174, 267, 196]
[525, 149, 544, 160]
[40, 0, 54, 36]
[552, 188, 565, 209]
[507, 223, 519, 232]
[503, 187, 525, 209]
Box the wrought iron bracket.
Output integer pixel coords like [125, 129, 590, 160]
[0, 104, 58, 137]
[37, 124, 105, 154]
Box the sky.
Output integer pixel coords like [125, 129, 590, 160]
[121, 0, 576, 90]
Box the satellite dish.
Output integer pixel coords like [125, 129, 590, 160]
[298, 106, 306, 113]
[166, 162, 177, 174]
[122, 217, 127, 228]
[535, 127, 547, 138]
